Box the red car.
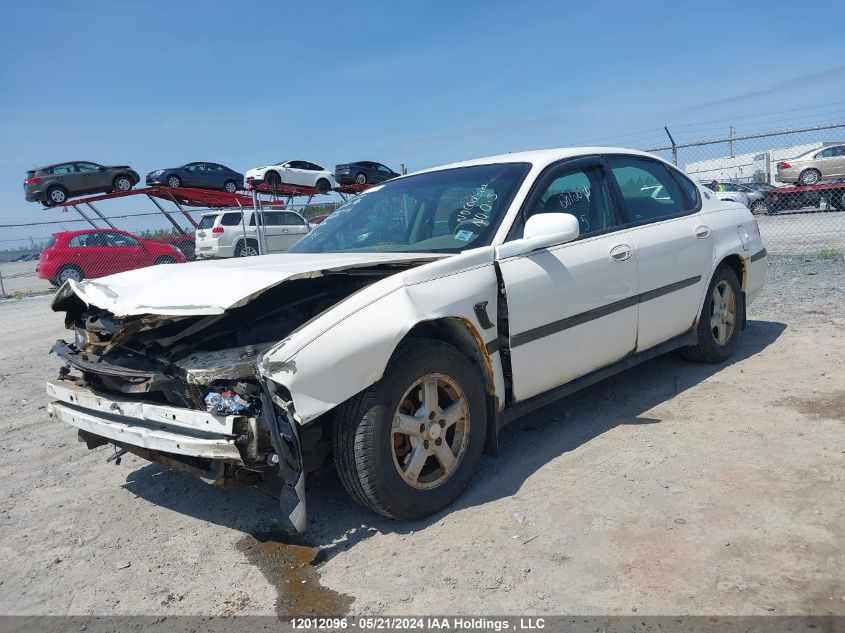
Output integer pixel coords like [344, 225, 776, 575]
[37, 229, 187, 286]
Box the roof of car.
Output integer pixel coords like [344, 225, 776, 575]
[411, 147, 664, 175]
[52, 228, 133, 237]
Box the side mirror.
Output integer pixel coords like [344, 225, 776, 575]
[96, 166, 106, 172]
[495, 213, 580, 259]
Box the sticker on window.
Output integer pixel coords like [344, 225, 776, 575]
[455, 230, 474, 241]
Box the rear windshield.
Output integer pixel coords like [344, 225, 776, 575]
[198, 215, 216, 229]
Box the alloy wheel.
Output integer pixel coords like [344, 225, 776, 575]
[710, 280, 736, 345]
[391, 373, 470, 490]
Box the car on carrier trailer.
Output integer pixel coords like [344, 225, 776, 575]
[46, 147, 767, 533]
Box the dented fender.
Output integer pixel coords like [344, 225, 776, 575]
[259, 248, 506, 425]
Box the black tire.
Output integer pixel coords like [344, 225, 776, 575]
[798, 169, 821, 186]
[682, 265, 744, 363]
[166, 175, 182, 188]
[223, 180, 237, 193]
[316, 178, 331, 194]
[750, 200, 767, 215]
[46, 186, 68, 206]
[332, 339, 487, 520]
[154, 256, 175, 265]
[235, 239, 259, 257]
[264, 171, 281, 186]
[355, 172, 367, 185]
[54, 265, 83, 284]
[113, 175, 133, 192]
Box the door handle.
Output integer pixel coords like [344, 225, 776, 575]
[695, 225, 711, 239]
[610, 244, 632, 261]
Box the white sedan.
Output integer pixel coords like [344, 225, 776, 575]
[245, 159, 336, 193]
[47, 147, 767, 533]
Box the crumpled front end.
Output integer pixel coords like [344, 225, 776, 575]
[46, 254, 437, 532]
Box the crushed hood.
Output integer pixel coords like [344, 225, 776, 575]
[52, 252, 441, 317]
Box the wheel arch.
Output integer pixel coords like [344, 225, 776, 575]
[401, 317, 500, 454]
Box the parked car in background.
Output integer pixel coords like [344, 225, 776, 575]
[146, 162, 244, 193]
[245, 160, 336, 193]
[25, 162, 140, 206]
[335, 161, 399, 185]
[47, 147, 766, 534]
[701, 181, 762, 213]
[37, 229, 185, 285]
[147, 233, 197, 260]
[194, 209, 311, 259]
[777, 144, 845, 185]
[739, 181, 779, 193]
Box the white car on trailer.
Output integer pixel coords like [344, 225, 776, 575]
[245, 159, 336, 193]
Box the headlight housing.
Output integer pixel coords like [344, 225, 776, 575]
[151, 170, 165, 176]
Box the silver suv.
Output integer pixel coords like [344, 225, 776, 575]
[195, 209, 311, 259]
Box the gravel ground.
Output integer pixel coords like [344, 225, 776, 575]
[0, 252, 842, 617]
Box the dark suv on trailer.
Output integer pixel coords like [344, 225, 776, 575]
[24, 161, 140, 206]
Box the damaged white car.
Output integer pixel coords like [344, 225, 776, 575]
[47, 148, 767, 533]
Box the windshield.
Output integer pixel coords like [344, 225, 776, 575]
[289, 163, 530, 254]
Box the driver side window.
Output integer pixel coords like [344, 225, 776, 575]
[522, 165, 616, 238]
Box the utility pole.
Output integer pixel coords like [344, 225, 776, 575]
[729, 126, 734, 157]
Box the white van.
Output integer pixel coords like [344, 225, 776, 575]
[194, 209, 311, 258]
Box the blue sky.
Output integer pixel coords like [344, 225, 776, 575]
[1, 0, 844, 244]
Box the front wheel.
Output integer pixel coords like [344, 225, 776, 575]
[682, 265, 744, 363]
[333, 339, 487, 520]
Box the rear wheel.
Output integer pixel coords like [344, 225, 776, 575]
[799, 169, 821, 186]
[223, 180, 237, 193]
[235, 239, 259, 257]
[682, 265, 744, 363]
[55, 265, 83, 284]
[333, 339, 486, 520]
[114, 175, 133, 192]
[316, 178, 331, 194]
[166, 175, 182, 188]
[46, 186, 68, 206]
[154, 256, 175, 265]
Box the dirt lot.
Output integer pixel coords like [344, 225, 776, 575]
[0, 253, 842, 617]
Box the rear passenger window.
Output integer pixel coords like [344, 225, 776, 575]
[606, 156, 691, 223]
[669, 169, 701, 209]
[220, 213, 242, 226]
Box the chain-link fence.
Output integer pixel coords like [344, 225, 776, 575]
[645, 122, 845, 258]
[2, 122, 844, 298]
